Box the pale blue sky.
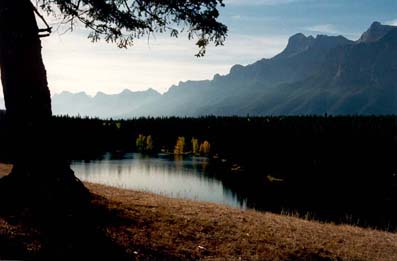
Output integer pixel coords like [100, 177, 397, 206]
[4, 0, 397, 97]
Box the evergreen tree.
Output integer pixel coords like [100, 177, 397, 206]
[0, 0, 226, 199]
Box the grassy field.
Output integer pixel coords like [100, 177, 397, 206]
[1, 163, 396, 260]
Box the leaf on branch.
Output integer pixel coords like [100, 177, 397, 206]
[36, 0, 228, 56]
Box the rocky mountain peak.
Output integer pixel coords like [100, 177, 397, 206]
[358, 21, 396, 43]
[277, 33, 315, 58]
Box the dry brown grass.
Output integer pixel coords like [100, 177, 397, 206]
[1, 163, 396, 260]
[88, 183, 397, 260]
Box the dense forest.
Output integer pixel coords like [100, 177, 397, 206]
[0, 112, 396, 229]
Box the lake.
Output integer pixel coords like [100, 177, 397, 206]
[72, 152, 396, 230]
[72, 152, 247, 209]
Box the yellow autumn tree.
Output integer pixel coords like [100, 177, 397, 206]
[199, 140, 211, 155]
[136, 134, 146, 152]
[146, 135, 154, 152]
[174, 136, 185, 155]
[191, 137, 199, 155]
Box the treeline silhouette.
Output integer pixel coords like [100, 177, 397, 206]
[0, 112, 396, 229]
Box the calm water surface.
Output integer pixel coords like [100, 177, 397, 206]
[72, 153, 247, 209]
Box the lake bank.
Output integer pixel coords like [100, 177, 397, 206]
[88, 183, 397, 260]
[71, 152, 397, 230]
[1, 163, 396, 260]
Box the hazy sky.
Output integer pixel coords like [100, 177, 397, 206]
[2, 0, 397, 97]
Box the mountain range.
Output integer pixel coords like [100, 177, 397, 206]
[1, 22, 396, 117]
[51, 88, 161, 118]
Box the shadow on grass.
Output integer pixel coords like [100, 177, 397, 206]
[0, 193, 129, 260]
[0, 167, 164, 260]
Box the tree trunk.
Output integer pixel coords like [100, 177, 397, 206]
[0, 0, 87, 204]
[0, 0, 51, 161]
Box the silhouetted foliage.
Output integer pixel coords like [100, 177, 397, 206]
[37, 0, 227, 56]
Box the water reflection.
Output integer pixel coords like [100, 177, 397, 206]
[72, 152, 247, 209]
[67, 152, 397, 230]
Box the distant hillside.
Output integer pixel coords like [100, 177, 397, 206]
[1, 22, 396, 118]
[122, 22, 396, 117]
[262, 25, 397, 115]
[358, 21, 396, 43]
[52, 88, 161, 118]
[127, 32, 355, 117]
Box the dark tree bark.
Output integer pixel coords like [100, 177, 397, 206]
[0, 0, 51, 118]
[0, 0, 51, 161]
[0, 0, 87, 204]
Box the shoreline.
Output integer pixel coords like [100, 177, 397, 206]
[1, 163, 396, 259]
[87, 183, 397, 260]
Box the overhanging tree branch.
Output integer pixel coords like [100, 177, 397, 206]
[35, 0, 227, 55]
[30, 1, 52, 37]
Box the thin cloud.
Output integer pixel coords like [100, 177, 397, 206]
[229, 14, 278, 22]
[303, 24, 341, 35]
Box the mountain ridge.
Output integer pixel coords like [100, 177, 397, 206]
[52, 88, 161, 118]
[1, 22, 396, 117]
[357, 21, 396, 43]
